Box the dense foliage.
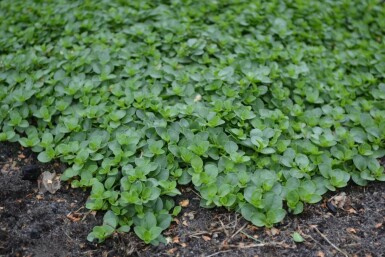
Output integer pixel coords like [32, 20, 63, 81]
[1, 0, 385, 244]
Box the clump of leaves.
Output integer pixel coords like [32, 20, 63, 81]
[1, 0, 385, 245]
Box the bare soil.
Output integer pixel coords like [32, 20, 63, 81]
[1, 142, 384, 257]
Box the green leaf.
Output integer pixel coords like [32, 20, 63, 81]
[103, 211, 118, 229]
[244, 186, 263, 208]
[172, 206, 182, 216]
[353, 155, 367, 171]
[292, 232, 304, 243]
[191, 156, 203, 173]
[265, 208, 286, 225]
[37, 151, 52, 163]
[224, 141, 238, 154]
[218, 66, 234, 80]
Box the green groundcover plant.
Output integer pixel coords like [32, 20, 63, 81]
[1, 0, 385, 245]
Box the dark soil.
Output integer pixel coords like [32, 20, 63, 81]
[1, 142, 384, 257]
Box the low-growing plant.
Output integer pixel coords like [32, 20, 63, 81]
[1, 0, 385, 245]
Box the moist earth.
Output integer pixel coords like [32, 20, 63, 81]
[0, 142, 384, 257]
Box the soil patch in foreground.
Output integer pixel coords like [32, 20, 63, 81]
[0, 142, 384, 257]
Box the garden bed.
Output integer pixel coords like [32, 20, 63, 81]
[1, 142, 384, 257]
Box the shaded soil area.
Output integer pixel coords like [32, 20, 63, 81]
[1, 142, 384, 257]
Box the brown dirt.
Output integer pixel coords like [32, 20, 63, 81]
[0, 142, 384, 257]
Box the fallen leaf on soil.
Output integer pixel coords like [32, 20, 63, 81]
[202, 235, 211, 241]
[270, 227, 280, 236]
[329, 192, 347, 209]
[375, 223, 383, 229]
[179, 242, 187, 248]
[182, 220, 189, 226]
[35, 194, 43, 200]
[165, 237, 173, 244]
[316, 251, 325, 257]
[347, 228, 357, 234]
[347, 208, 357, 214]
[38, 171, 61, 194]
[184, 211, 195, 220]
[172, 236, 180, 243]
[18, 153, 25, 159]
[167, 248, 178, 255]
[179, 199, 189, 207]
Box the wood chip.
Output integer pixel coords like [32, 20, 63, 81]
[316, 251, 325, 257]
[172, 236, 180, 243]
[375, 223, 383, 229]
[347, 208, 357, 214]
[346, 228, 357, 234]
[202, 235, 211, 241]
[66, 212, 81, 222]
[247, 225, 259, 231]
[179, 199, 189, 207]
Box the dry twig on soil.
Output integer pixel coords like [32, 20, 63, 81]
[230, 223, 248, 239]
[205, 250, 232, 257]
[311, 225, 349, 257]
